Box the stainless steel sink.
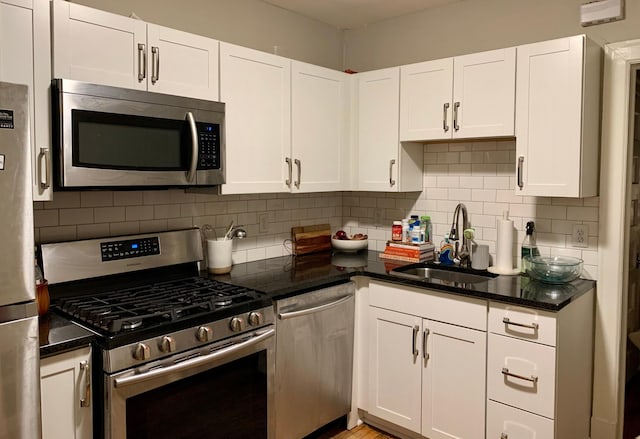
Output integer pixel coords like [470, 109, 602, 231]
[390, 264, 497, 284]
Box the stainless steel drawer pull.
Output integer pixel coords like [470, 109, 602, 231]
[285, 157, 292, 187]
[443, 102, 450, 132]
[453, 101, 460, 131]
[517, 156, 524, 190]
[422, 328, 430, 360]
[151, 46, 160, 84]
[79, 360, 91, 407]
[412, 325, 419, 357]
[294, 158, 301, 189]
[502, 317, 539, 330]
[38, 147, 50, 189]
[389, 159, 396, 187]
[501, 367, 538, 384]
[137, 43, 146, 82]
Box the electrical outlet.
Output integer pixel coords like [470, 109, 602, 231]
[572, 224, 589, 248]
[259, 213, 269, 233]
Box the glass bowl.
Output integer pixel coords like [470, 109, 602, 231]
[525, 255, 583, 284]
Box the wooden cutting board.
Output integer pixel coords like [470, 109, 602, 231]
[291, 224, 332, 255]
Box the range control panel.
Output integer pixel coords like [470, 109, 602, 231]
[100, 237, 160, 262]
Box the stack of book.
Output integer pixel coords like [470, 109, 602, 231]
[379, 241, 435, 263]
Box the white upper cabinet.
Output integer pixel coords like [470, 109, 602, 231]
[400, 47, 516, 141]
[515, 35, 601, 197]
[52, 0, 219, 101]
[146, 24, 219, 101]
[356, 67, 423, 192]
[0, 0, 52, 200]
[219, 42, 291, 194]
[291, 61, 350, 192]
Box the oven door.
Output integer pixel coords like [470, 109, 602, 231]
[53, 79, 225, 188]
[105, 327, 274, 439]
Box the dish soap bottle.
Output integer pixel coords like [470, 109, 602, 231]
[521, 221, 540, 273]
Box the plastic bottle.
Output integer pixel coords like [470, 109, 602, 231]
[401, 219, 409, 242]
[392, 221, 403, 241]
[521, 221, 540, 272]
[420, 215, 432, 243]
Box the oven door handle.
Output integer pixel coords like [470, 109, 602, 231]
[185, 111, 198, 183]
[114, 328, 274, 388]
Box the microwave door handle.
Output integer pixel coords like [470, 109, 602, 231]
[185, 111, 198, 183]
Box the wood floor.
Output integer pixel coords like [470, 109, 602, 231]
[328, 424, 396, 439]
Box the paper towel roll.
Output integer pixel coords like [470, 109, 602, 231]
[496, 214, 514, 271]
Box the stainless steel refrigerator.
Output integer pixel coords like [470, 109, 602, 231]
[0, 82, 41, 438]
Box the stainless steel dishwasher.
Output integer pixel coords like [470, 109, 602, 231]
[274, 281, 355, 439]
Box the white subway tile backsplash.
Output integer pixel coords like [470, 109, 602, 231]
[33, 141, 599, 280]
[59, 208, 94, 225]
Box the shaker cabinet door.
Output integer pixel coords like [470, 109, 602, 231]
[146, 24, 219, 101]
[52, 0, 146, 90]
[0, 0, 52, 200]
[367, 306, 422, 433]
[41, 346, 93, 439]
[291, 61, 349, 192]
[219, 42, 291, 194]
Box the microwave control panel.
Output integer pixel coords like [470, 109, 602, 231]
[197, 123, 220, 170]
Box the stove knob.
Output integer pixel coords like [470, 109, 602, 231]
[248, 312, 264, 327]
[196, 326, 213, 342]
[159, 336, 176, 353]
[229, 317, 245, 333]
[133, 343, 150, 361]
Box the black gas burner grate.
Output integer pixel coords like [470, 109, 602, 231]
[56, 277, 262, 334]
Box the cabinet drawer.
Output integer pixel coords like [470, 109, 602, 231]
[370, 280, 487, 330]
[487, 400, 554, 439]
[489, 302, 557, 346]
[487, 333, 556, 418]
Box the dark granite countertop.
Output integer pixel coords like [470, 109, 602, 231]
[40, 249, 595, 357]
[39, 312, 95, 358]
[209, 250, 596, 311]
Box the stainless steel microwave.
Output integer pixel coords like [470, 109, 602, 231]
[52, 78, 224, 189]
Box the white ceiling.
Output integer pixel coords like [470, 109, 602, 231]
[261, 0, 464, 30]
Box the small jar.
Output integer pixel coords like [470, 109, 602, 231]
[391, 221, 403, 241]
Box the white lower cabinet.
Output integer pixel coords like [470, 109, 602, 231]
[366, 280, 486, 438]
[40, 346, 93, 439]
[486, 290, 594, 439]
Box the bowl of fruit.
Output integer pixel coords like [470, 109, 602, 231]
[331, 230, 368, 252]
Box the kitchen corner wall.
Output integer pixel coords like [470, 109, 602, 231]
[342, 139, 599, 279]
[33, 191, 343, 264]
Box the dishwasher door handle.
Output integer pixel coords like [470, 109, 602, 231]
[278, 295, 353, 320]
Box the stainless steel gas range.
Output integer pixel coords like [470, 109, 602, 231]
[41, 228, 274, 439]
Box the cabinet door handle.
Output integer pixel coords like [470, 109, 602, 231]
[412, 325, 419, 356]
[137, 43, 146, 82]
[285, 157, 292, 187]
[502, 317, 539, 330]
[38, 147, 50, 190]
[79, 360, 91, 408]
[151, 46, 160, 84]
[501, 367, 538, 384]
[453, 101, 461, 131]
[517, 156, 524, 190]
[443, 102, 450, 132]
[294, 159, 301, 189]
[389, 159, 396, 187]
[422, 328, 430, 360]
